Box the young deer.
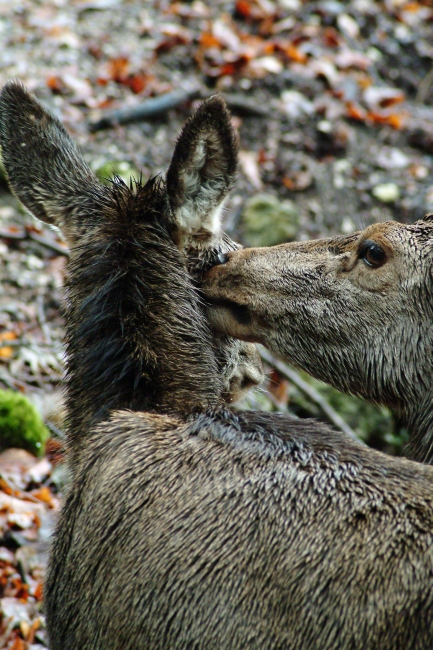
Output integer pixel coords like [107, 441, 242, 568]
[1, 81, 433, 650]
[203, 221, 433, 462]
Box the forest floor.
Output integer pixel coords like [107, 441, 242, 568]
[0, 0, 432, 647]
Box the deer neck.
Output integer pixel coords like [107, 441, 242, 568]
[63, 186, 222, 468]
[404, 395, 433, 464]
[398, 330, 433, 463]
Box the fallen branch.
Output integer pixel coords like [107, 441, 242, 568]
[46, 420, 66, 440]
[0, 372, 20, 391]
[265, 390, 291, 414]
[27, 230, 69, 257]
[0, 226, 69, 257]
[416, 65, 433, 105]
[0, 473, 47, 505]
[223, 93, 270, 117]
[88, 85, 201, 132]
[36, 292, 52, 345]
[0, 227, 26, 240]
[259, 347, 364, 444]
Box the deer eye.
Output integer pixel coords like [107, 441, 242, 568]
[359, 240, 386, 268]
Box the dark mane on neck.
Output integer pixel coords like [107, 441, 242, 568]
[64, 177, 221, 455]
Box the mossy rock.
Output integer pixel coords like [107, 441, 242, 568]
[94, 160, 140, 187]
[0, 390, 49, 456]
[241, 194, 300, 247]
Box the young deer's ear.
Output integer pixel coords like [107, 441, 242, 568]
[166, 95, 238, 244]
[0, 81, 108, 246]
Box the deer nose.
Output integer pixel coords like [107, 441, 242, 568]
[204, 251, 232, 274]
[211, 251, 231, 267]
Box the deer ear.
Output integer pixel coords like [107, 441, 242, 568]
[0, 81, 109, 246]
[166, 95, 238, 243]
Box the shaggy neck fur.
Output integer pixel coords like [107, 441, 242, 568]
[64, 178, 222, 466]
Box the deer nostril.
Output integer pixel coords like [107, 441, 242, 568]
[201, 250, 233, 278]
[216, 252, 230, 265]
[206, 251, 230, 270]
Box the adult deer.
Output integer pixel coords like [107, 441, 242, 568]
[203, 220, 433, 463]
[1, 81, 433, 650]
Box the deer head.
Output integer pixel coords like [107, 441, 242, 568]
[203, 220, 433, 461]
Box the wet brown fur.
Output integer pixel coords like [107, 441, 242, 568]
[1, 82, 433, 650]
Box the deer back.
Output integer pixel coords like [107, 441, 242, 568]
[47, 407, 433, 649]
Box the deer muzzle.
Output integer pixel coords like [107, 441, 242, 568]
[202, 249, 264, 343]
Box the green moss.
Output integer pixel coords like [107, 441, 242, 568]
[0, 390, 49, 456]
[241, 194, 300, 247]
[94, 160, 139, 187]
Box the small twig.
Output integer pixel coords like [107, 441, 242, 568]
[0, 227, 26, 240]
[36, 291, 52, 345]
[223, 93, 270, 117]
[88, 85, 202, 132]
[0, 372, 22, 391]
[27, 230, 69, 257]
[0, 473, 47, 504]
[265, 390, 292, 414]
[0, 225, 69, 256]
[0, 618, 16, 648]
[337, 22, 385, 88]
[0, 369, 53, 393]
[259, 347, 364, 444]
[46, 420, 66, 440]
[416, 66, 433, 104]
[0, 339, 59, 350]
